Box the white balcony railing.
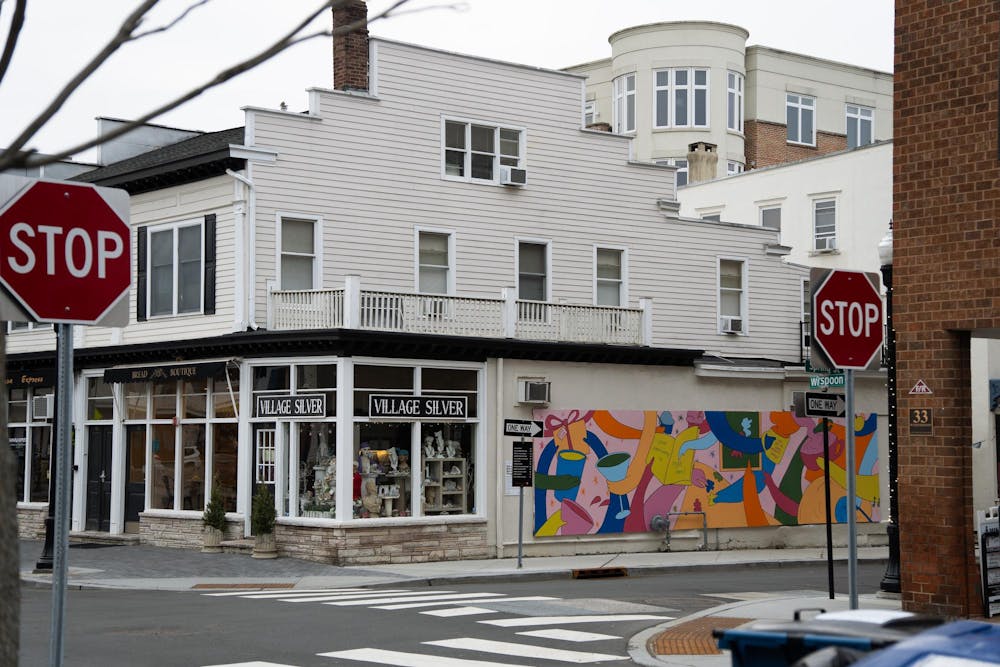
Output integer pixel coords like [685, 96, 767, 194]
[267, 277, 651, 346]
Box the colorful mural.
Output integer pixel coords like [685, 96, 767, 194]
[533, 410, 880, 537]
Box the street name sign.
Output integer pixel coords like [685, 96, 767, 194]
[504, 419, 543, 438]
[810, 268, 884, 371]
[810, 373, 846, 389]
[804, 391, 846, 418]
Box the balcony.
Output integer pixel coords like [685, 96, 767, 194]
[267, 277, 651, 346]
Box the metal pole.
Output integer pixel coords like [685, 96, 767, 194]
[823, 417, 834, 600]
[49, 323, 74, 666]
[879, 260, 901, 593]
[517, 486, 524, 569]
[845, 368, 858, 609]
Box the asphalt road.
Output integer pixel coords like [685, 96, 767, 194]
[20, 561, 888, 666]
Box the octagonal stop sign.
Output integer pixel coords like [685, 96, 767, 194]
[810, 268, 884, 370]
[0, 178, 130, 325]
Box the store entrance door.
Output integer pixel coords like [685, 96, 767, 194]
[85, 425, 113, 531]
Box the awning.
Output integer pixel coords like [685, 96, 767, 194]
[5, 368, 56, 389]
[103, 360, 230, 385]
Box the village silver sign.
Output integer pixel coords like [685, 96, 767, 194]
[369, 394, 468, 419]
[255, 394, 327, 418]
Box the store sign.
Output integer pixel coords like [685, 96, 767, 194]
[256, 394, 326, 418]
[368, 394, 468, 420]
[104, 361, 228, 384]
[6, 368, 55, 388]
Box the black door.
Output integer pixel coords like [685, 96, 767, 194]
[124, 426, 146, 524]
[86, 425, 113, 531]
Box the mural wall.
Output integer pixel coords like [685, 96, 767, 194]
[533, 410, 879, 537]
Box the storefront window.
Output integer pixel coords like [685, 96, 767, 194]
[211, 423, 238, 512]
[354, 422, 412, 518]
[125, 382, 147, 419]
[9, 388, 27, 422]
[353, 364, 413, 416]
[213, 375, 239, 418]
[182, 379, 207, 419]
[180, 424, 206, 510]
[422, 368, 478, 417]
[297, 364, 337, 416]
[9, 426, 26, 501]
[420, 422, 474, 515]
[87, 378, 113, 420]
[297, 422, 336, 518]
[150, 423, 176, 509]
[152, 381, 175, 419]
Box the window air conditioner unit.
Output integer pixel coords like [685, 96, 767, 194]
[500, 166, 527, 186]
[720, 316, 743, 334]
[32, 394, 53, 420]
[517, 379, 551, 405]
[815, 237, 837, 251]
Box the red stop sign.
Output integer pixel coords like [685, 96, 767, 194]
[811, 269, 884, 370]
[0, 180, 130, 325]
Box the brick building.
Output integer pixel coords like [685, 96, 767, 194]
[895, 0, 1000, 617]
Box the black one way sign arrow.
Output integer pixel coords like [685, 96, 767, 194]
[804, 392, 846, 418]
[504, 419, 543, 437]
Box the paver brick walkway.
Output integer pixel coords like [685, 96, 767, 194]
[648, 616, 751, 655]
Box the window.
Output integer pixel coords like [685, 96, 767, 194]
[814, 199, 837, 251]
[7, 321, 52, 333]
[718, 258, 745, 333]
[702, 214, 722, 222]
[727, 71, 744, 132]
[760, 206, 782, 231]
[148, 220, 202, 316]
[613, 73, 636, 133]
[786, 93, 816, 145]
[7, 385, 53, 503]
[656, 158, 688, 186]
[517, 241, 548, 302]
[443, 119, 522, 183]
[279, 217, 318, 290]
[654, 68, 709, 128]
[727, 161, 744, 176]
[417, 230, 452, 294]
[595, 247, 625, 306]
[801, 278, 812, 352]
[846, 104, 874, 148]
[584, 100, 596, 126]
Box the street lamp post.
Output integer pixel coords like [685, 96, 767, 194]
[878, 224, 900, 594]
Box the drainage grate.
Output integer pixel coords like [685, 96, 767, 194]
[571, 567, 629, 579]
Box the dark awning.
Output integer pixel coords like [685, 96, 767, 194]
[103, 360, 229, 385]
[6, 368, 56, 389]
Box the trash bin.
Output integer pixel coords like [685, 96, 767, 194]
[713, 609, 944, 667]
[849, 620, 1000, 666]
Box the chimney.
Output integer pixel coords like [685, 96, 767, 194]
[686, 142, 718, 184]
[332, 0, 369, 91]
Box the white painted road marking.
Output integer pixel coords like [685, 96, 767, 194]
[326, 592, 506, 606]
[420, 606, 498, 617]
[517, 629, 621, 642]
[425, 637, 627, 663]
[375, 595, 558, 610]
[318, 648, 518, 666]
[480, 614, 672, 627]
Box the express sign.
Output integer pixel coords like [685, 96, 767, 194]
[810, 268, 884, 370]
[0, 179, 130, 325]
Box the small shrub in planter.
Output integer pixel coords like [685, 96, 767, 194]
[201, 479, 227, 553]
[251, 484, 278, 559]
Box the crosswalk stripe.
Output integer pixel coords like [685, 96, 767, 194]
[326, 592, 506, 607]
[239, 589, 408, 600]
[375, 595, 557, 610]
[425, 638, 626, 663]
[420, 606, 498, 617]
[277, 590, 425, 603]
[318, 647, 517, 666]
[479, 614, 673, 627]
[202, 662, 298, 666]
[202, 588, 363, 597]
[517, 629, 621, 643]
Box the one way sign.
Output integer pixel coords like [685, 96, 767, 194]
[504, 419, 543, 437]
[804, 392, 846, 418]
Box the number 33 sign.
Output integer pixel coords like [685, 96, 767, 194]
[909, 408, 933, 435]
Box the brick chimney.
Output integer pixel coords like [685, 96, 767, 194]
[332, 0, 369, 91]
[686, 142, 718, 184]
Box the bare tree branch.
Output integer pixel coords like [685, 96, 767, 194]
[0, 0, 27, 88]
[1, 0, 458, 171]
[133, 0, 211, 40]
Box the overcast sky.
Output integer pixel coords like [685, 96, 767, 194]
[0, 0, 893, 163]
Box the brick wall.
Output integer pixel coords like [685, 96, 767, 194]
[17, 506, 46, 539]
[745, 120, 847, 169]
[332, 0, 369, 91]
[895, 0, 1000, 617]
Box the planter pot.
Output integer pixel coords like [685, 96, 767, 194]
[252, 531, 278, 559]
[201, 526, 223, 553]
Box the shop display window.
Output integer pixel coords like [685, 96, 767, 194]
[212, 423, 238, 512]
[354, 422, 412, 518]
[7, 387, 54, 503]
[9, 426, 26, 501]
[125, 382, 147, 419]
[182, 379, 207, 419]
[180, 424, 206, 510]
[296, 422, 337, 518]
[420, 422, 474, 515]
[150, 423, 176, 509]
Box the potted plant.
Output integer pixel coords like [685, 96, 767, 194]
[251, 484, 278, 559]
[201, 478, 227, 553]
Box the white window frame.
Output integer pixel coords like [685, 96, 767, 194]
[717, 256, 748, 335]
[726, 161, 744, 176]
[7, 321, 53, 333]
[514, 237, 551, 303]
[812, 196, 838, 252]
[759, 204, 782, 231]
[612, 73, 636, 134]
[592, 245, 628, 307]
[441, 117, 525, 185]
[846, 104, 874, 149]
[276, 213, 322, 291]
[653, 68, 710, 129]
[146, 218, 204, 318]
[786, 93, 816, 146]
[698, 205, 725, 222]
[727, 71, 744, 132]
[414, 227, 456, 295]
[584, 100, 596, 126]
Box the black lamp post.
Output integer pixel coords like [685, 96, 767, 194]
[879, 224, 901, 594]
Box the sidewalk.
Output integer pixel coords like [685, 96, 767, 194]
[20, 539, 894, 666]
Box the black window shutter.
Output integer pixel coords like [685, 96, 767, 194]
[136, 227, 147, 321]
[204, 214, 216, 315]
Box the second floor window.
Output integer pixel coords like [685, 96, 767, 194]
[760, 206, 782, 231]
[444, 120, 522, 183]
[584, 100, 596, 126]
[727, 161, 744, 176]
[418, 231, 452, 294]
[613, 73, 636, 134]
[727, 71, 744, 132]
[149, 221, 202, 316]
[719, 258, 745, 333]
[786, 93, 816, 145]
[595, 247, 624, 306]
[655, 68, 709, 128]
[846, 104, 874, 148]
[814, 199, 837, 251]
[280, 217, 317, 290]
[517, 241, 548, 302]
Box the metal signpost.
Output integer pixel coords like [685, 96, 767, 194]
[0, 176, 131, 666]
[810, 268, 884, 610]
[504, 419, 541, 568]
